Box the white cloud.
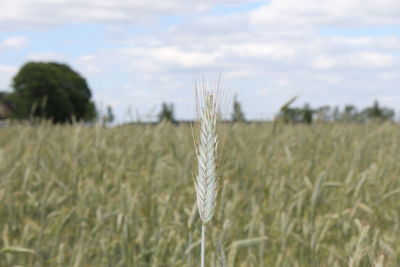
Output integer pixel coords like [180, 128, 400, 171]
[27, 52, 68, 61]
[353, 52, 396, 68]
[0, 37, 28, 49]
[379, 71, 400, 80]
[75, 54, 105, 75]
[151, 47, 220, 67]
[222, 43, 296, 59]
[331, 36, 400, 51]
[311, 56, 336, 69]
[226, 70, 252, 78]
[311, 52, 396, 69]
[250, 0, 400, 27]
[119, 46, 221, 70]
[0, 0, 254, 29]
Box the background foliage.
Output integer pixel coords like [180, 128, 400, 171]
[0, 123, 399, 266]
[5, 62, 96, 123]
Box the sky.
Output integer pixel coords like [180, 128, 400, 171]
[0, 0, 399, 122]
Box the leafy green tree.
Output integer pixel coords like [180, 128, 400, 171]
[158, 102, 176, 124]
[231, 94, 246, 122]
[10, 62, 96, 123]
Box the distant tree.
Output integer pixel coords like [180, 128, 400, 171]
[106, 106, 114, 123]
[361, 100, 394, 122]
[279, 103, 314, 124]
[278, 100, 396, 124]
[10, 62, 96, 123]
[231, 94, 246, 122]
[341, 105, 359, 122]
[158, 102, 176, 124]
[302, 104, 313, 124]
[102, 105, 114, 125]
[332, 106, 341, 122]
[315, 106, 331, 123]
[276, 96, 296, 123]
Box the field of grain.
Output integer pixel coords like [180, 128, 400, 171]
[1, 122, 400, 266]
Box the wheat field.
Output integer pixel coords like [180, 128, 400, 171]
[1, 122, 400, 266]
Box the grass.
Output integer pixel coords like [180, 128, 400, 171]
[1, 122, 400, 266]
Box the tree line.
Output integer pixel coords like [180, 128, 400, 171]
[158, 97, 396, 124]
[277, 100, 395, 124]
[0, 61, 397, 125]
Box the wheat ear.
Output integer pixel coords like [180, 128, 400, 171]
[195, 93, 219, 267]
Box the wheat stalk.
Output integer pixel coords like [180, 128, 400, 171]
[195, 94, 219, 225]
[194, 83, 221, 267]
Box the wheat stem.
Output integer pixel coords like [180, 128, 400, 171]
[201, 224, 206, 267]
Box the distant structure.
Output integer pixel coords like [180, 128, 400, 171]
[0, 92, 13, 120]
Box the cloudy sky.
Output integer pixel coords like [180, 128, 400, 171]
[0, 0, 399, 121]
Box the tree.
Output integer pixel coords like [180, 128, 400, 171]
[302, 103, 313, 124]
[10, 62, 96, 123]
[101, 105, 114, 125]
[231, 94, 246, 122]
[315, 106, 331, 123]
[332, 106, 340, 121]
[158, 102, 176, 124]
[361, 100, 394, 122]
[278, 103, 314, 124]
[341, 105, 359, 122]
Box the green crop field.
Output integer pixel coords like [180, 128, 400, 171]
[1, 122, 400, 266]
